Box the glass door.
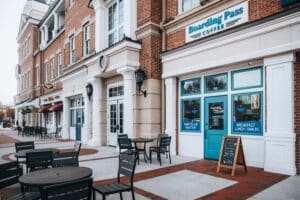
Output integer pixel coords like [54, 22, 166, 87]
[204, 96, 228, 160]
[107, 100, 124, 146]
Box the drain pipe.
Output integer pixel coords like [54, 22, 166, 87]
[161, 0, 167, 133]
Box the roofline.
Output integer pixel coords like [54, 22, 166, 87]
[161, 5, 300, 57]
[38, 0, 61, 27]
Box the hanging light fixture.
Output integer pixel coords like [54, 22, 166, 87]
[135, 68, 147, 98]
[86, 83, 93, 100]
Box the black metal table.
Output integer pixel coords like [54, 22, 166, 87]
[131, 138, 154, 163]
[14, 148, 60, 159]
[19, 166, 93, 192]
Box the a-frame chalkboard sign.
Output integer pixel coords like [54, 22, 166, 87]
[217, 135, 247, 176]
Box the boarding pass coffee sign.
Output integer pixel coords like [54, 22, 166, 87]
[185, 2, 248, 42]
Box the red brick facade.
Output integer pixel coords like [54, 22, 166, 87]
[295, 53, 300, 174]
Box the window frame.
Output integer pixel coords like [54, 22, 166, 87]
[231, 66, 263, 90]
[204, 72, 228, 93]
[180, 98, 201, 132]
[45, 62, 49, 83]
[35, 66, 40, 86]
[108, 0, 124, 47]
[69, 35, 75, 64]
[69, 96, 85, 127]
[231, 91, 264, 136]
[83, 24, 90, 56]
[180, 77, 201, 96]
[50, 58, 55, 80]
[179, 0, 200, 13]
[57, 53, 62, 77]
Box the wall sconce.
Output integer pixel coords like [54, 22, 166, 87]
[135, 68, 147, 98]
[86, 83, 93, 100]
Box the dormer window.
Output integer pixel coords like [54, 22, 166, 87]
[108, 0, 124, 47]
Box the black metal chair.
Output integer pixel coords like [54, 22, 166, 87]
[15, 141, 35, 165]
[52, 151, 79, 168]
[41, 177, 93, 200]
[93, 154, 137, 200]
[0, 161, 40, 200]
[118, 134, 128, 139]
[26, 151, 53, 173]
[74, 142, 82, 158]
[149, 136, 172, 166]
[118, 138, 138, 160]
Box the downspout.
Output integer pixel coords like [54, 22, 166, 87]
[161, 0, 167, 132]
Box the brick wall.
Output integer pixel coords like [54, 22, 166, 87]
[295, 52, 300, 174]
[137, 0, 162, 27]
[165, 0, 298, 51]
[140, 34, 162, 79]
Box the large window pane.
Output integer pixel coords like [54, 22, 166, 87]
[181, 78, 201, 96]
[232, 92, 263, 135]
[232, 67, 263, 90]
[181, 99, 201, 132]
[205, 73, 227, 93]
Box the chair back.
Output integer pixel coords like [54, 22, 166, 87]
[26, 151, 53, 172]
[118, 134, 128, 139]
[159, 136, 171, 150]
[15, 141, 35, 152]
[41, 177, 93, 200]
[118, 138, 133, 152]
[74, 142, 82, 157]
[118, 154, 137, 185]
[0, 161, 22, 190]
[156, 133, 168, 146]
[52, 151, 79, 168]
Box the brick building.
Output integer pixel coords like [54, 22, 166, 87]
[15, 0, 300, 175]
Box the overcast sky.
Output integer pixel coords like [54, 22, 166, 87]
[0, 0, 26, 105]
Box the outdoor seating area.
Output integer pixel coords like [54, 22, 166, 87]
[16, 126, 62, 139]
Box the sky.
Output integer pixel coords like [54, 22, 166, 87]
[0, 0, 26, 105]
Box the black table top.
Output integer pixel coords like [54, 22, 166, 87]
[131, 138, 154, 143]
[14, 148, 60, 158]
[19, 166, 92, 187]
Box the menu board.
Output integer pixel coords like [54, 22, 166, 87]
[217, 136, 247, 176]
[220, 137, 238, 166]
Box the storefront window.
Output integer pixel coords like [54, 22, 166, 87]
[181, 78, 201, 96]
[232, 67, 263, 90]
[70, 97, 84, 127]
[181, 98, 201, 132]
[205, 73, 227, 93]
[232, 92, 263, 135]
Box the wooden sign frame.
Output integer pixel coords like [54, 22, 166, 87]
[217, 135, 247, 176]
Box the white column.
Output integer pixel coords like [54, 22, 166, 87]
[124, 0, 137, 40]
[52, 111, 56, 133]
[54, 12, 59, 36]
[117, 66, 135, 138]
[44, 25, 49, 44]
[90, 77, 104, 146]
[62, 97, 70, 139]
[82, 94, 90, 144]
[40, 29, 45, 47]
[165, 77, 177, 155]
[93, 0, 107, 52]
[264, 52, 296, 175]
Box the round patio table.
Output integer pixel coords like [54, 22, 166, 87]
[19, 166, 92, 188]
[14, 148, 60, 159]
[131, 138, 154, 163]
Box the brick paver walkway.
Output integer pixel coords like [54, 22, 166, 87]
[0, 133, 20, 144]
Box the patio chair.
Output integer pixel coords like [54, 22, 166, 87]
[0, 161, 40, 200]
[15, 141, 35, 165]
[74, 142, 82, 158]
[149, 136, 172, 166]
[118, 134, 128, 139]
[52, 151, 79, 168]
[118, 138, 138, 160]
[93, 154, 137, 200]
[41, 177, 93, 200]
[26, 151, 53, 173]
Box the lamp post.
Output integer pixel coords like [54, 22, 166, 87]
[135, 68, 147, 97]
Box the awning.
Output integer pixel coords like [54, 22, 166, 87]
[38, 105, 51, 113]
[49, 103, 63, 112]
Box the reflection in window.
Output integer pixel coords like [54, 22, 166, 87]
[205, 73, 227, 93]
[181, 99, 201, 132]
[109, 86, 124, 97]
[232, 92, 262, 135]
[208, 102, 224, 130]
[181, 78, 201, 96]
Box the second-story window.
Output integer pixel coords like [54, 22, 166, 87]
[181, 0, 200, 13]
[69, 35, 75, 64]
[83, 25, 90, 56]
[57, 53, 62, 77]
[45, 62, 49, 83]
[50, 59, 55, 80]
[108, 0, 124, 47]
[35, 66, 40, 86]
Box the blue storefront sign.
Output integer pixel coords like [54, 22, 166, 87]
[232, 121, 262, 135]
[281, 0, 300, 7]
[181, 119, 201, 132]
[185, 2, 249, 42]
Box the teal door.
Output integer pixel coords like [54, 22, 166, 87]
[204, 96, 228, 160]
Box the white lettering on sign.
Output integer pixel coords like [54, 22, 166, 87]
[185, 2, 248, 42]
